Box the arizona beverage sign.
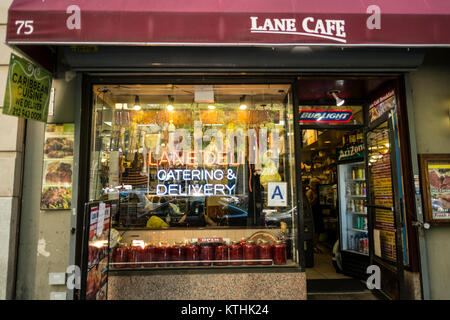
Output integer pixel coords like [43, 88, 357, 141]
[3, 53, 52, 122]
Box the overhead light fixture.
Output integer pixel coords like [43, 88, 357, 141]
[239, 95, 247, 110]
[208, 105, 216, 110]
[133, 95, 141, 110]
[328, 90, 345, 107]
[167, 96, 174, 111]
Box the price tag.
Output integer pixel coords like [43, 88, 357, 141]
[96, 202, 106, 237]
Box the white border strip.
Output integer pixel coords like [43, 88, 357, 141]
[6, 41, 450, 48]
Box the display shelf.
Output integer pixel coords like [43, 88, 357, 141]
[346, 195, 367, 199]
[344, 249, 369, 256]
[348, 228, 368, 233]
[347, 211, 367, 215]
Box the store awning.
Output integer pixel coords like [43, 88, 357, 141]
[6, 0, 450, 46]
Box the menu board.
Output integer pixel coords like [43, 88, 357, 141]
[84, 201, 114, 300]
[368, 123, 396, 262]
[40, 124, 74, 210]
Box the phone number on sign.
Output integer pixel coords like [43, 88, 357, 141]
[9, 107, 43, 120]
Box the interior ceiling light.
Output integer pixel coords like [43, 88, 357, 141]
[328, 90, 345, 107]
[167, 95, 174, 111]
[239, 95, 247, 110]
[133, 95, 141, 110]
[208, 104, 216, 110]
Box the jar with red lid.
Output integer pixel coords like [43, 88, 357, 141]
[128, 245, 144, 268]
[200, 243, 214, 266]
[229, 241, 243, 265]
[143, 243, 156, 268]
[170, 242, 185, 267]
[185, 242, 200, 266]
[214, 243, 229, 266]
[243, 240, 258, 265]
[258, 240, 273, 265]
[273, 240, 287, 265]
[112, 244, 129, 269]
[155, 243, 169, 267]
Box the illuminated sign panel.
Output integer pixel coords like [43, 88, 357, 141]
[299, 109, 353, 123]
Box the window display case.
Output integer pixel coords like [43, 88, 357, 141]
[88, 84, 299, 269]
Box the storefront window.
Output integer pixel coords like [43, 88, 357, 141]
[88, 84, 298, 268]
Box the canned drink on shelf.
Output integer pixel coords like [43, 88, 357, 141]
[358, 168, 365, 180]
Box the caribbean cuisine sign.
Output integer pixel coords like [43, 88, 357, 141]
[3, 53, 52, 122]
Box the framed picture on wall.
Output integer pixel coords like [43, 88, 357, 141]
[419, 154, 450, 225]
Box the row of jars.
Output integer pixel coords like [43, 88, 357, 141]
[112, 240, 287, 268]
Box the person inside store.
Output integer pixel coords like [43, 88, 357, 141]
[145, 197, 170, 229]
[306, 178, 324, 253]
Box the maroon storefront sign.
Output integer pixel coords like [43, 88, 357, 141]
[6, 0, 450, 46]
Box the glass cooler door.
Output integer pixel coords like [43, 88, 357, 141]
[338, 161, 368, 255]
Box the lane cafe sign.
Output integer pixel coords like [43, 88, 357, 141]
[299, 109, 353, 123]
[3, 53, 52, 122]
[250, 17, 347, 43]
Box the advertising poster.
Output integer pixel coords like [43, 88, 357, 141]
[428, 164, 450, 219]
[368, 89, 397, 123]
[85, 201, 113, 300]
[40, 124, 74, 210]
[2, 53, 52, 122]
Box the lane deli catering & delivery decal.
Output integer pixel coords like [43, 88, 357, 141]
[3, 53, 52, 122]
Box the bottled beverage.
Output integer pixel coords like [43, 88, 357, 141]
[229, 241, 243, 265]
[273, 240, 287, 265]
[349, 235, 354, 250]
[214, 243, 229, 266]
[354, 234, 360, 251]
[355, 183, 360, 195]
[257, 240, 273, 265]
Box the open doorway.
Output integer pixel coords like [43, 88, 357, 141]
[302, 128, 366, 278]
[297, 76, 400, 299]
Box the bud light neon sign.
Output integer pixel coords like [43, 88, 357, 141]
[299, 109, 353, 123]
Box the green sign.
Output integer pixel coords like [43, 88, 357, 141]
[337, 143, 365, 162]
[3, 53, 52, 122]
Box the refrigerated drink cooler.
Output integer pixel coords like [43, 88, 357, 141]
[337, 160, 370, 279]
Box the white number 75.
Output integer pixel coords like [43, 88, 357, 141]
[16, 20, 34, 35]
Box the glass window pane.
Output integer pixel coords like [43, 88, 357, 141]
[89, 84, 298, 268]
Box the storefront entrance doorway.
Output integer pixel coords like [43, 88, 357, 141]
[296, 76, 408, 299]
